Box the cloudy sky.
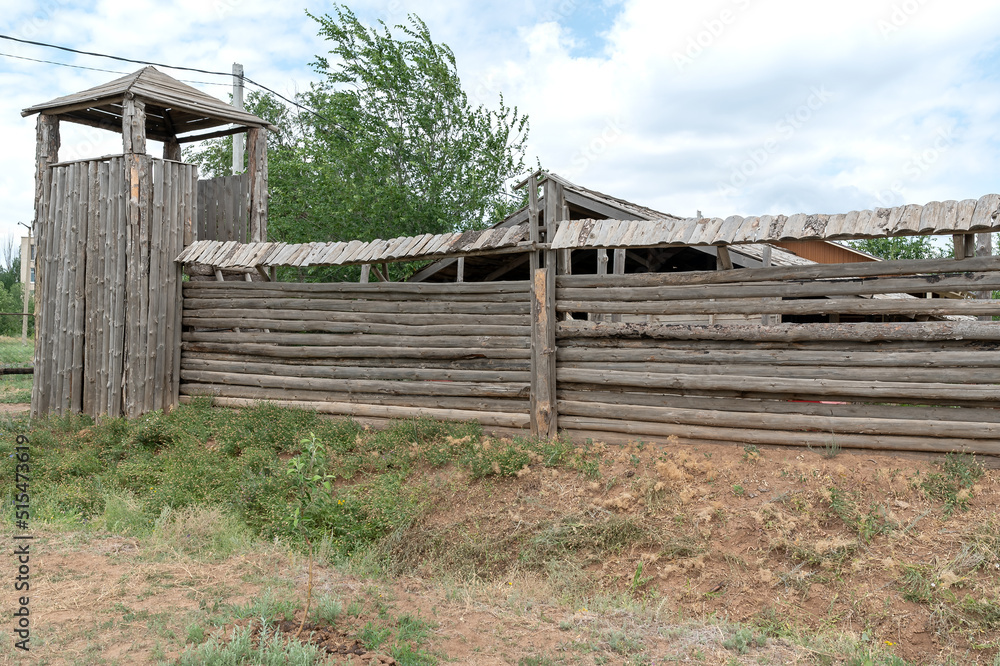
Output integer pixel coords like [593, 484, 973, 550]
[1, 0, 999, 242]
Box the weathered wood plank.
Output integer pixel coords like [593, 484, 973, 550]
[557, 255, 1000, 288]
[558, 416, 1000, 455]
[556, 367, 1000, 401]
[179, 369, 529, 398]
[180, 358, 530, 382]
[557, 272, 1000, 303]
[181, 341, 531, 360]
[558, 320, 1000, 342]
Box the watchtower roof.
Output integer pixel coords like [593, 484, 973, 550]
[22, 66, 277, 142]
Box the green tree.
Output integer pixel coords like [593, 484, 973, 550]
[186, 6, 529, 279]
[846, 236, 945, 261]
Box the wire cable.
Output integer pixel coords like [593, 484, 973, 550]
[0, 33, 338, 126]
[0, 50, 230, 86]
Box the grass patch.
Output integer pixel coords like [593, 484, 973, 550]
[178, 623, 325, 665]
[920, 452, 984, 515]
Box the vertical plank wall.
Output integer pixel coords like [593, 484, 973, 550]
[196, 173, 248, 242]
[33, 156, 195, 418]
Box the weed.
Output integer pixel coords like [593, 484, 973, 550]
[732, 484, 745, 496]
[178, 623, 324, 665]
[921, 453, 983, 514]
[185, 623, 205, 645]
[823, 487, 895, 543]
[359, 621, 393, 650]
[629, 561, 652, 594]
[743, 445, 760, 464]
[722, 627, 767, 654]
[809, 438, 842, 459]
[311, 594, 342, 625]
[227, 588, 297, 623]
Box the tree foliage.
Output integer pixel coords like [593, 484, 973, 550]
[846, 236, 946, 261]
[186, 5, 529, 275]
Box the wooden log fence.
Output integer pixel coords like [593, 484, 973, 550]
[172, 252, 1000, 459]
[178, 280, 534, 426]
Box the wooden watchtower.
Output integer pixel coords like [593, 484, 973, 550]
[22, 66, 275, 418]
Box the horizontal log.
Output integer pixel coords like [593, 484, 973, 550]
[559, 297, 1000, 317]
[557, 389, 1000, 423]
[557, 346, 1000, 367]
[184, 288, 530, 303]
[184, 279, 531, 295]
[184, 297, 530, 315]
[181, 357, 530, 382]
[558, 416, 1000, 456]
[183, 330, 528, 349]
[182, 350, 530, 371]
[557, 429, 1000, 468]
[558, 399, 1000, 440]
[181, 341, 531, 360]
[557, 381, 999, 409]
[180, 369, 531, 398]
[182, 308, 529, 327]
[557, 337, 1000, 353]
[182, 317, 529, 337]
[187, 395, 530, 428]
[558, 320, 1000, 342]
[557, 273, 1000, 304]
[558, 360, 1000, 384]
[557, 367, 1000, 402]
[180, 383, 528, 413]
[557, 255, 1000, 288]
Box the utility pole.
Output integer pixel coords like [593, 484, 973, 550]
[17, 221, 30, 344]
[232, 63, 245, 175]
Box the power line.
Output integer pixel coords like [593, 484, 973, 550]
[0, 33, 339, 127]
[0, 50, 230, 86]
[0, 50, 124, 75]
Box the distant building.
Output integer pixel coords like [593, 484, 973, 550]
[20, 236, 35, 292]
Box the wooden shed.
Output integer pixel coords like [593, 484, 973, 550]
[410, 173, 876, 283]
[23, 67, 275, 418]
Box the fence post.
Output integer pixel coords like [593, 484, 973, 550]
[247, 128, 268, 242]
[30, 114, 60, 417]
[530, 263, 557, 439]
[530, 178, 561, 439]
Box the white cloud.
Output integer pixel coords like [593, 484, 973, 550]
[2, 0, 1000, 243]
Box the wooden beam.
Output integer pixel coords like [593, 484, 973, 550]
[610, 248, 625, 323]
[163, 138, 181, 161]
[247, 127, 267, 242]
[716, 246, 733, 270]
[530, 266, 557, 438]
[121, 95, 146, 155]
[176, 126, 248, 144]
[558, 319, 1000, 342]
[976, 232, 995, 320]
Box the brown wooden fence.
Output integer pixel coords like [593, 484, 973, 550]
[176, 254, 1000, 458]
[554, 258, 1000, 454]
[178, 280, 532, 427]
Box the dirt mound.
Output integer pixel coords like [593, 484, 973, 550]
[391, 437, 1000, 664]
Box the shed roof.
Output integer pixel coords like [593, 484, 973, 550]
[22, 66, 277, 142]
